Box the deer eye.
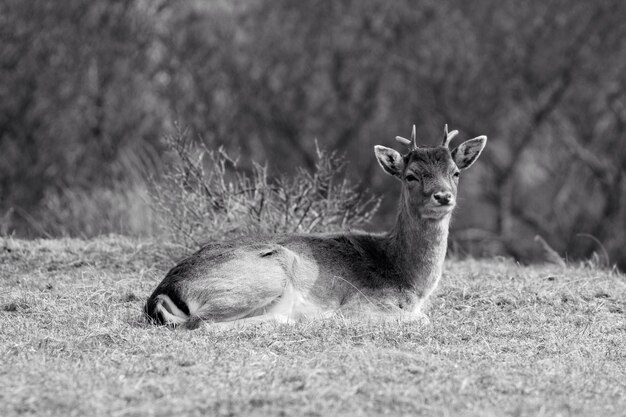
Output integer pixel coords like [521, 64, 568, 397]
[406, 174, 419, 182]
[453, 171, 460, 178]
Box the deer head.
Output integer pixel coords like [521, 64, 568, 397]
[375, 125, 487, 221]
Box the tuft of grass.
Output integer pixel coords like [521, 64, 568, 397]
[1, 237, 625, 416]
[5, 148, 160, 239]
[38, 183, 158, 238]
[149, 127, 381, 252]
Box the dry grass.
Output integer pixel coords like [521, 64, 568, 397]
[1, 236, 625, 417]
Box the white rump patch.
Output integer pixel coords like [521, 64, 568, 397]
[155, 294, 189, 325]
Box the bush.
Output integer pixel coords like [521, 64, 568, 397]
[150, 128, 381, 250]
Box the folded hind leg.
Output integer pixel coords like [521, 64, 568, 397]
[184, 244, 296, 328]
[184, 295, 294, 329]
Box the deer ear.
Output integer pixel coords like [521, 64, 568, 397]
[374, 146, 404, 177]
[452, 136, 487, 170]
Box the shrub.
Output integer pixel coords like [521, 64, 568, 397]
[150, 128, 381, 250]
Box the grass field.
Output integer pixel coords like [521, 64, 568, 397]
[1, 236, 625, 416]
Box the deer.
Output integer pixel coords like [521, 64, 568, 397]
[145, 125, 487, 329]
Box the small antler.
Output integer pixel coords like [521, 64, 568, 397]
[442, 124, 459, 148]
[395, 135, 411, 146]
[395, 125, 418, 150]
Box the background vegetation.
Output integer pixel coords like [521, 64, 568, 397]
[1, 0, 625, 268]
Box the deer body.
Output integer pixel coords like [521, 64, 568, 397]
[145, 125, 486, 328]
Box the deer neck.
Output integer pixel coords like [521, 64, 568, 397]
[387, 201, 450, 298]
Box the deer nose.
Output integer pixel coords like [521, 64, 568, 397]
[433, 191, 453, 206]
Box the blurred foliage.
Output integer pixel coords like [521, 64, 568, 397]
[0, 0, 165, 235]
[1, 0, 625, 268]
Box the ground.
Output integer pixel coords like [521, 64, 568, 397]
[1, 236, 625, 417]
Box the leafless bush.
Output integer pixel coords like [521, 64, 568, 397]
[150, 128, 381, 250]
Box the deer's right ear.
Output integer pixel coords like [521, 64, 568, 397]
[374, 146, 405, 178]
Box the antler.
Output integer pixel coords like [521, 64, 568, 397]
[442, 124, 459, 148]
[395, 125, 418, 150]
[395, 124, 459, 150]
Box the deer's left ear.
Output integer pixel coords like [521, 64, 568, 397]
[452, 136, 487, 170]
